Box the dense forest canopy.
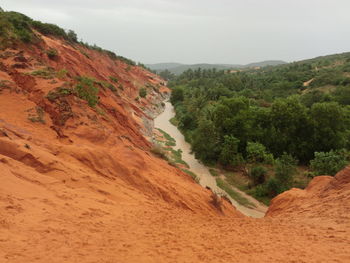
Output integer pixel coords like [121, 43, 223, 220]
[169, 53, 350, 199]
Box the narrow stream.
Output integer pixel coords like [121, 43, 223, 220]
[154, 102, 267, 218]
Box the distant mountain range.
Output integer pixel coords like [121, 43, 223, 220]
[146, 60, 287, 75]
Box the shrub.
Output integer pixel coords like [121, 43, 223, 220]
[254, 184, 268, 197]
[275, 153, 297, 189]
[46, 48, 58, 59]
[310, 150, 347, 176]
[249, 166, 267, 186]
[75, 77, 99, 107]
[30, 68, 55, 79]
[266, 177, 281, 198]
[31, 20, 66, 38]
[46, 87, 74, 101]
[109, 76, 118, 83]
[66, 29, 77, 42]
[246, 142, 274, 164]
[219, 135, 243, 167]
[139, 87, 147, 98]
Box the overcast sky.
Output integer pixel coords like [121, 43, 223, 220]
[2, 0, 350, 64]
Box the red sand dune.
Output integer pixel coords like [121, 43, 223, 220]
[0, 36, 349, 262]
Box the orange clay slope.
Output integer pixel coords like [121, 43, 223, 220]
[0, 34, 350, 263]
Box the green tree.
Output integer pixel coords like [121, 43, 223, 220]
[246, 142, 274, 164]
[192, 119, 220, 163]
[67, 29, 77, 42]
[250, 166, 267, 186]
[310, 150, 347, 176]
[310, 102, 347, 152]
[275, 153, 297, 190]
[170, 87, 184, 105]
[219, 135, 243, 167]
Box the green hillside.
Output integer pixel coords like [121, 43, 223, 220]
[169, 51, 350, 204]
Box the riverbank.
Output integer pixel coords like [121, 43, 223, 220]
[154, 101, 267, 218]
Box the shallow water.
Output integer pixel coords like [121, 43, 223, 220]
[154, 102, 267, 218]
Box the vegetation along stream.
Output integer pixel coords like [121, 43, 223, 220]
[154, 101, 267, 218]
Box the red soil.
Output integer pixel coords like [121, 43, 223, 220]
[0, 36, 349, 263]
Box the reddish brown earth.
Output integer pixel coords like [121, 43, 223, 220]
[0, 35, 350, 263]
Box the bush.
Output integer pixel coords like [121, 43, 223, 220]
[275, 153, 297, 189]
[310, 150, 347, 176]
[249, 166, 267, 186]
[75, 77, 99, 107]
[66, 29, 77, 42]
[32, 20, 67, 38]
[246, 142, 274, 164]
[219, 135, 244, 168]
[46, 48, 58, 59]
[266, 177, 281, 198]
[109, 76, 118, 83]
[46, 87, 73, 102]
[30, 68, 55, 79]
[139, 87, 147, 98]
[254, 184, 268, 197]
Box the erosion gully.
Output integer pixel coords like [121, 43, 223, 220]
[154, 101, 267, 218]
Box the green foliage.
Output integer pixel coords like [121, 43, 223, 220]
[75, 77, 99, 107]
[109, 76, 118, 83]
[158, 69, 175, 81]
[246, 142, 274, 164]
[167, 50, 350, 199]
[275, 153, 297, 189]
[265, 177, 281, 198]
[310, 150, 347, 176]
[30, 68, 55, 79]
[156, 128, 176, 146]
[139, 87, 147, 98]
[170, 87, 184, 105]
[219, 135, 243, 167]
[31, 20, 67, 38]
[310, 102, 347, 153]
[167, 148, 188, 167]
[46, 48, 58, 59]
[249, 166, 267, 186]
[66, 29, 77, 42]
[46, 87, 74, 102]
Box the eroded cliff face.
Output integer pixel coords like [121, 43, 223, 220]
[0, 35, 349, 263]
